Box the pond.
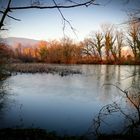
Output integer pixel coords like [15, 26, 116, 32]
[0, 65, 140, 136]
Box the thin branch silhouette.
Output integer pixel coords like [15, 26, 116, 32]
[0, 0, 98, 31]
[52, 0, 77, 37]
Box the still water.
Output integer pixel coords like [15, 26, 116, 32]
[0, 65, 140, 136]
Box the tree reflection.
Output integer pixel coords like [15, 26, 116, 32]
[87, 67, 140, 139]
[0, 79, 10, 121]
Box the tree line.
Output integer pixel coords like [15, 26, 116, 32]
[3, 22, 139, 65]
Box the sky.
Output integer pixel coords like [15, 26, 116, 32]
[1, 0, 140, 41]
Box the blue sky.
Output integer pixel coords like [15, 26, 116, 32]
[1, 0, 140, 41]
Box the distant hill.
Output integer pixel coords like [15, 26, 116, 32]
[3, 37, 40, 48]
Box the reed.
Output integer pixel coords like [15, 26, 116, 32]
[9, 63, 82, 76]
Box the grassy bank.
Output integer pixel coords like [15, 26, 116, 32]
[9, 63, 82, 76]
[1, 128, 140, 140]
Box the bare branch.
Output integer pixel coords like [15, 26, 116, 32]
[52, 0, 77, 37]
[10, 0, 99, 10]
[65, 0, 79, 5]
[0, 11, 4, 14]
[6, 14, 21, 21]
[104, 83, 140, 118]
[103, 83, 126, 94]
[0, 0, 12, 30]
[0, 28, 8, 31]
[0, 11, 21, 21]
[0, 0, 98, 32]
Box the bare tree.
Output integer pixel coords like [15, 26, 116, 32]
[61, 37, 75, 63]
[89, 31, 104, 60]
[127, 20, 140, 61]
[83, 38, 97, 58]
[102, 24, 116, 61]
[116, 30, 124, 60]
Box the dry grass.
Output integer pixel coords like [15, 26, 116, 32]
[9, 63, 82, 76]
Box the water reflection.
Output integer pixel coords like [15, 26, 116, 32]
[0, 65, 140, 136]
[88, 65, 140, 137]
[0, 79, 10, 120]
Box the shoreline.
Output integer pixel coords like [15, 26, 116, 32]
[0, 128, 140, 140]
[6, 63, 140, 76]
